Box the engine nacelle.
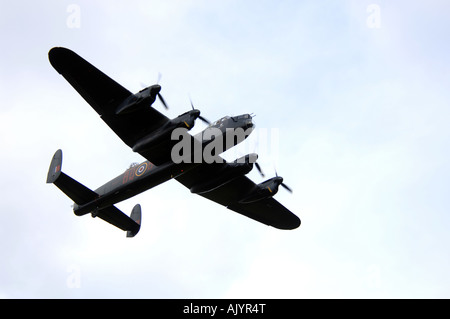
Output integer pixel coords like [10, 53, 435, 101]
[171, 109, 200, 130]
[190, 154, 258, 194]
[132, 109, 201, 154]
[116, 85, 160, 115]
[238, 176, 284, 204]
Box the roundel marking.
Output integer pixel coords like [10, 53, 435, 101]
[135, 162, 148, 177]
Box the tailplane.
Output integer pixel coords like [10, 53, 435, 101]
[47, 149, 142, 237]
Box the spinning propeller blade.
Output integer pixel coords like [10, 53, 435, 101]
[275, 169, 293, 193]
[156, 73, 168, 109]
[255, 162, 265, 178]
[141, 73, 169, 110]
[190, 98, 211, 125]
[158, 93, 168, 109]
[198, 115, 211, 125]
[281, 182, 293, 193]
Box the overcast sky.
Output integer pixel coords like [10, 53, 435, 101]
[1, 0, 449, 298]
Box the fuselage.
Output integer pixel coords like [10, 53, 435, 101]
[73, 113, 254, 216]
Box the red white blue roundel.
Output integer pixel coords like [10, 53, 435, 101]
[135, 162, 148, 177]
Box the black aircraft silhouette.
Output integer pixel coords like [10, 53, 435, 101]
[46, 47, 300, 237]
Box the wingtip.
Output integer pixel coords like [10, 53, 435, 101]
[275, 214, 301, 230]
[48, 47, 76, 73]
[48, 47, 69, 60]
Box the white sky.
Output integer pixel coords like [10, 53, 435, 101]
[1, 0, 449, 298]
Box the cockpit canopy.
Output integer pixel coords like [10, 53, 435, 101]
[209, 114, 252, 128]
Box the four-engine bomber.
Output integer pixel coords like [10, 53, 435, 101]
[46, 47, 300, 237]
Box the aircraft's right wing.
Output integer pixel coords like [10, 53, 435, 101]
[48, 47, 170, 163]
[176, 163, 300, 229]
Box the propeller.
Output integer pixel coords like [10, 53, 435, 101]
[158, 91, 168, 110]
[140, 73, 168, 110]
[275, 170, 293, 193]
[280, 182, 293, 193]
[155, 73, 168, 110]
[254, 162, 265, 178]
[156, 72, 162, 84]
[190, 99, 211, 125]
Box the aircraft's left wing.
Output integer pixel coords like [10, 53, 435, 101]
[176, 164, 300, 230]
[48, 47, 170, 161]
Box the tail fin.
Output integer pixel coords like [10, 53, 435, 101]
[46, 149, 98, 204]
[127, 204, 142, 237]
[46, 149, 63, 184]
